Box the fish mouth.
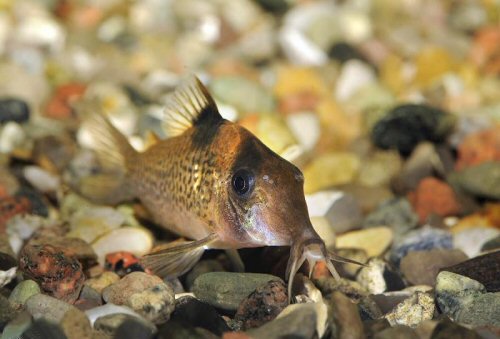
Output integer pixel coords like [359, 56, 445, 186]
[285, 238, 365, 301]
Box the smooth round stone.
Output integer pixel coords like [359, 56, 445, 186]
[362, 197, 419, 237]
[68, 206, 126, 244]
[303, 152, 360, 194]
[0, 267, 16, 288]
[399, 249, 468, 287]
[171, 296, 230, 336]
[184, 260, 225, 291]
[84, 304, 143, 326]
[103, 272, 163, 305]
[0, 98, 30, 123]
[435, 271, 500, 327]
[0, 122, 26, 154]
[25, 294, 77, 323]
[0, 294, 16, 329]
[389, 227, 452, 266]
[84, 272, 120, 294]
[453, 227, 499, 258]
[92, 227, 153, 265]
[307, 191, 362, 238]
[1, 311, 33, 339]
[357, 151, 402, 188]
[60, 308, 93, 339]
[286, 112, 320, 151]
[192, 272, 283, 311]
[384, 292, 434, 328]
[8, 280, 41, 309]
[325, 291, 364, 339]
[23, 166, 60, 193]
[371, 104, 455, 156]
[336, 226, 393, 258]
[335, 59, 376, 101]
[209, 76, 275, 114]
[94, 313, 156, 337]
[247, 302, 318, 339]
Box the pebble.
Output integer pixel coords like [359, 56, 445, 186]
[400, 249, 468, 286]
[1, 311, 33, 339]
[0, 98, 30, 123]
[84, 304, 143, 326]
[389, 227, 453, 266]
[443, 251, 500, 292]
[451, 162, 500, 200]
[453, 227, 499, 257]
[0, 267, 16, 288]
[384, 292, 435, 328]
[371, 104, 455, 156]
[68, 206, 125, 244]
[8, 280, 41, 309]
[192, 272, 283, 311]
[303, 152, 360, 193]
[325, 291, 364, 339]
[102, 272, 163, 305]
[91, 226, 153, 265]
[125, 282, 175, 324]
[481, 235, 500, 252]
[407, 177, 461, 224]
[184, 259, 225, 291]
[21, 319, 67, 339]
[363, 198, 419, 238]
[235, 280, 288, 330]
[286, 112, 320, 151]
[435, 271, 500, 327]
[430, 319, 483, 339]
[94, 313, 156, 338]
[455, 126, 500, 171]
[25, 293, 77, 323]
[335, 60, 376, 101]
[306, 190, 362, 240]
[84, 271, 120, 294]
[247, 302, 317, 339]
[357, 150, 402, 188]
[171, 296, 230, 335]
[22, 166, 60, 193]
[374, 325, 419, 339]
[19, 244, 85, 303]
[0, 295, 17, 330]
[356, 258, 388, 294]
[157, 319, 219, 339]
[336, 226, 393, 258]
[60, 308, 93, 339]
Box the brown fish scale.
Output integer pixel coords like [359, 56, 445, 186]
[128, 129, 220, 238]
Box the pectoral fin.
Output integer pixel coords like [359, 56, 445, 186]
[139, 233, 218, 278]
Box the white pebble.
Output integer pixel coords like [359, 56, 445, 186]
[0, 122, 25, 153]
[85, 303, 143, 326]
[92, 227, 154, 265]
[286, 112, 320, 151]
[0, 267, 17, 288]
[335, 60, 376, 101]
[23, 166, 60, 193]
[453, 227, 499, 257]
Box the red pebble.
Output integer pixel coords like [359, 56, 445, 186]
[455, 126, 500, 170]
[0, 196, 31, 232]
[45, 83, 86, 119]
[408, 177, 461, 224]
[19, 244, 85, 303]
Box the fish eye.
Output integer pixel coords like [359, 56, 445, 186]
[232, 169, 255, 196]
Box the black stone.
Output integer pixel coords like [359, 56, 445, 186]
[328, 42, 368, 64]
[114, 317, 155, 339]
[441, 250, 500, 292]
[15, 186, 48, 217]
[156, 319, 219, 339]
[253, 0, 289, 14]
[0, 98, 30, 124]
[431, 319, 481, 339]
[170, 296, 230, 336]
[371, 104, 454, 156]
[20, 319, 67, 339]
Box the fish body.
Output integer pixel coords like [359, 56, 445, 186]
[83, 77, 359, 298]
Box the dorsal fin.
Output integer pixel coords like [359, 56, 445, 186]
[162, 75, 223, 137]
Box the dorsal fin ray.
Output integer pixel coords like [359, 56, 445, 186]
[162, 75, 223, 137]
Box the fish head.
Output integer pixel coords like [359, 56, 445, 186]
[214, 123, 316, 247]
